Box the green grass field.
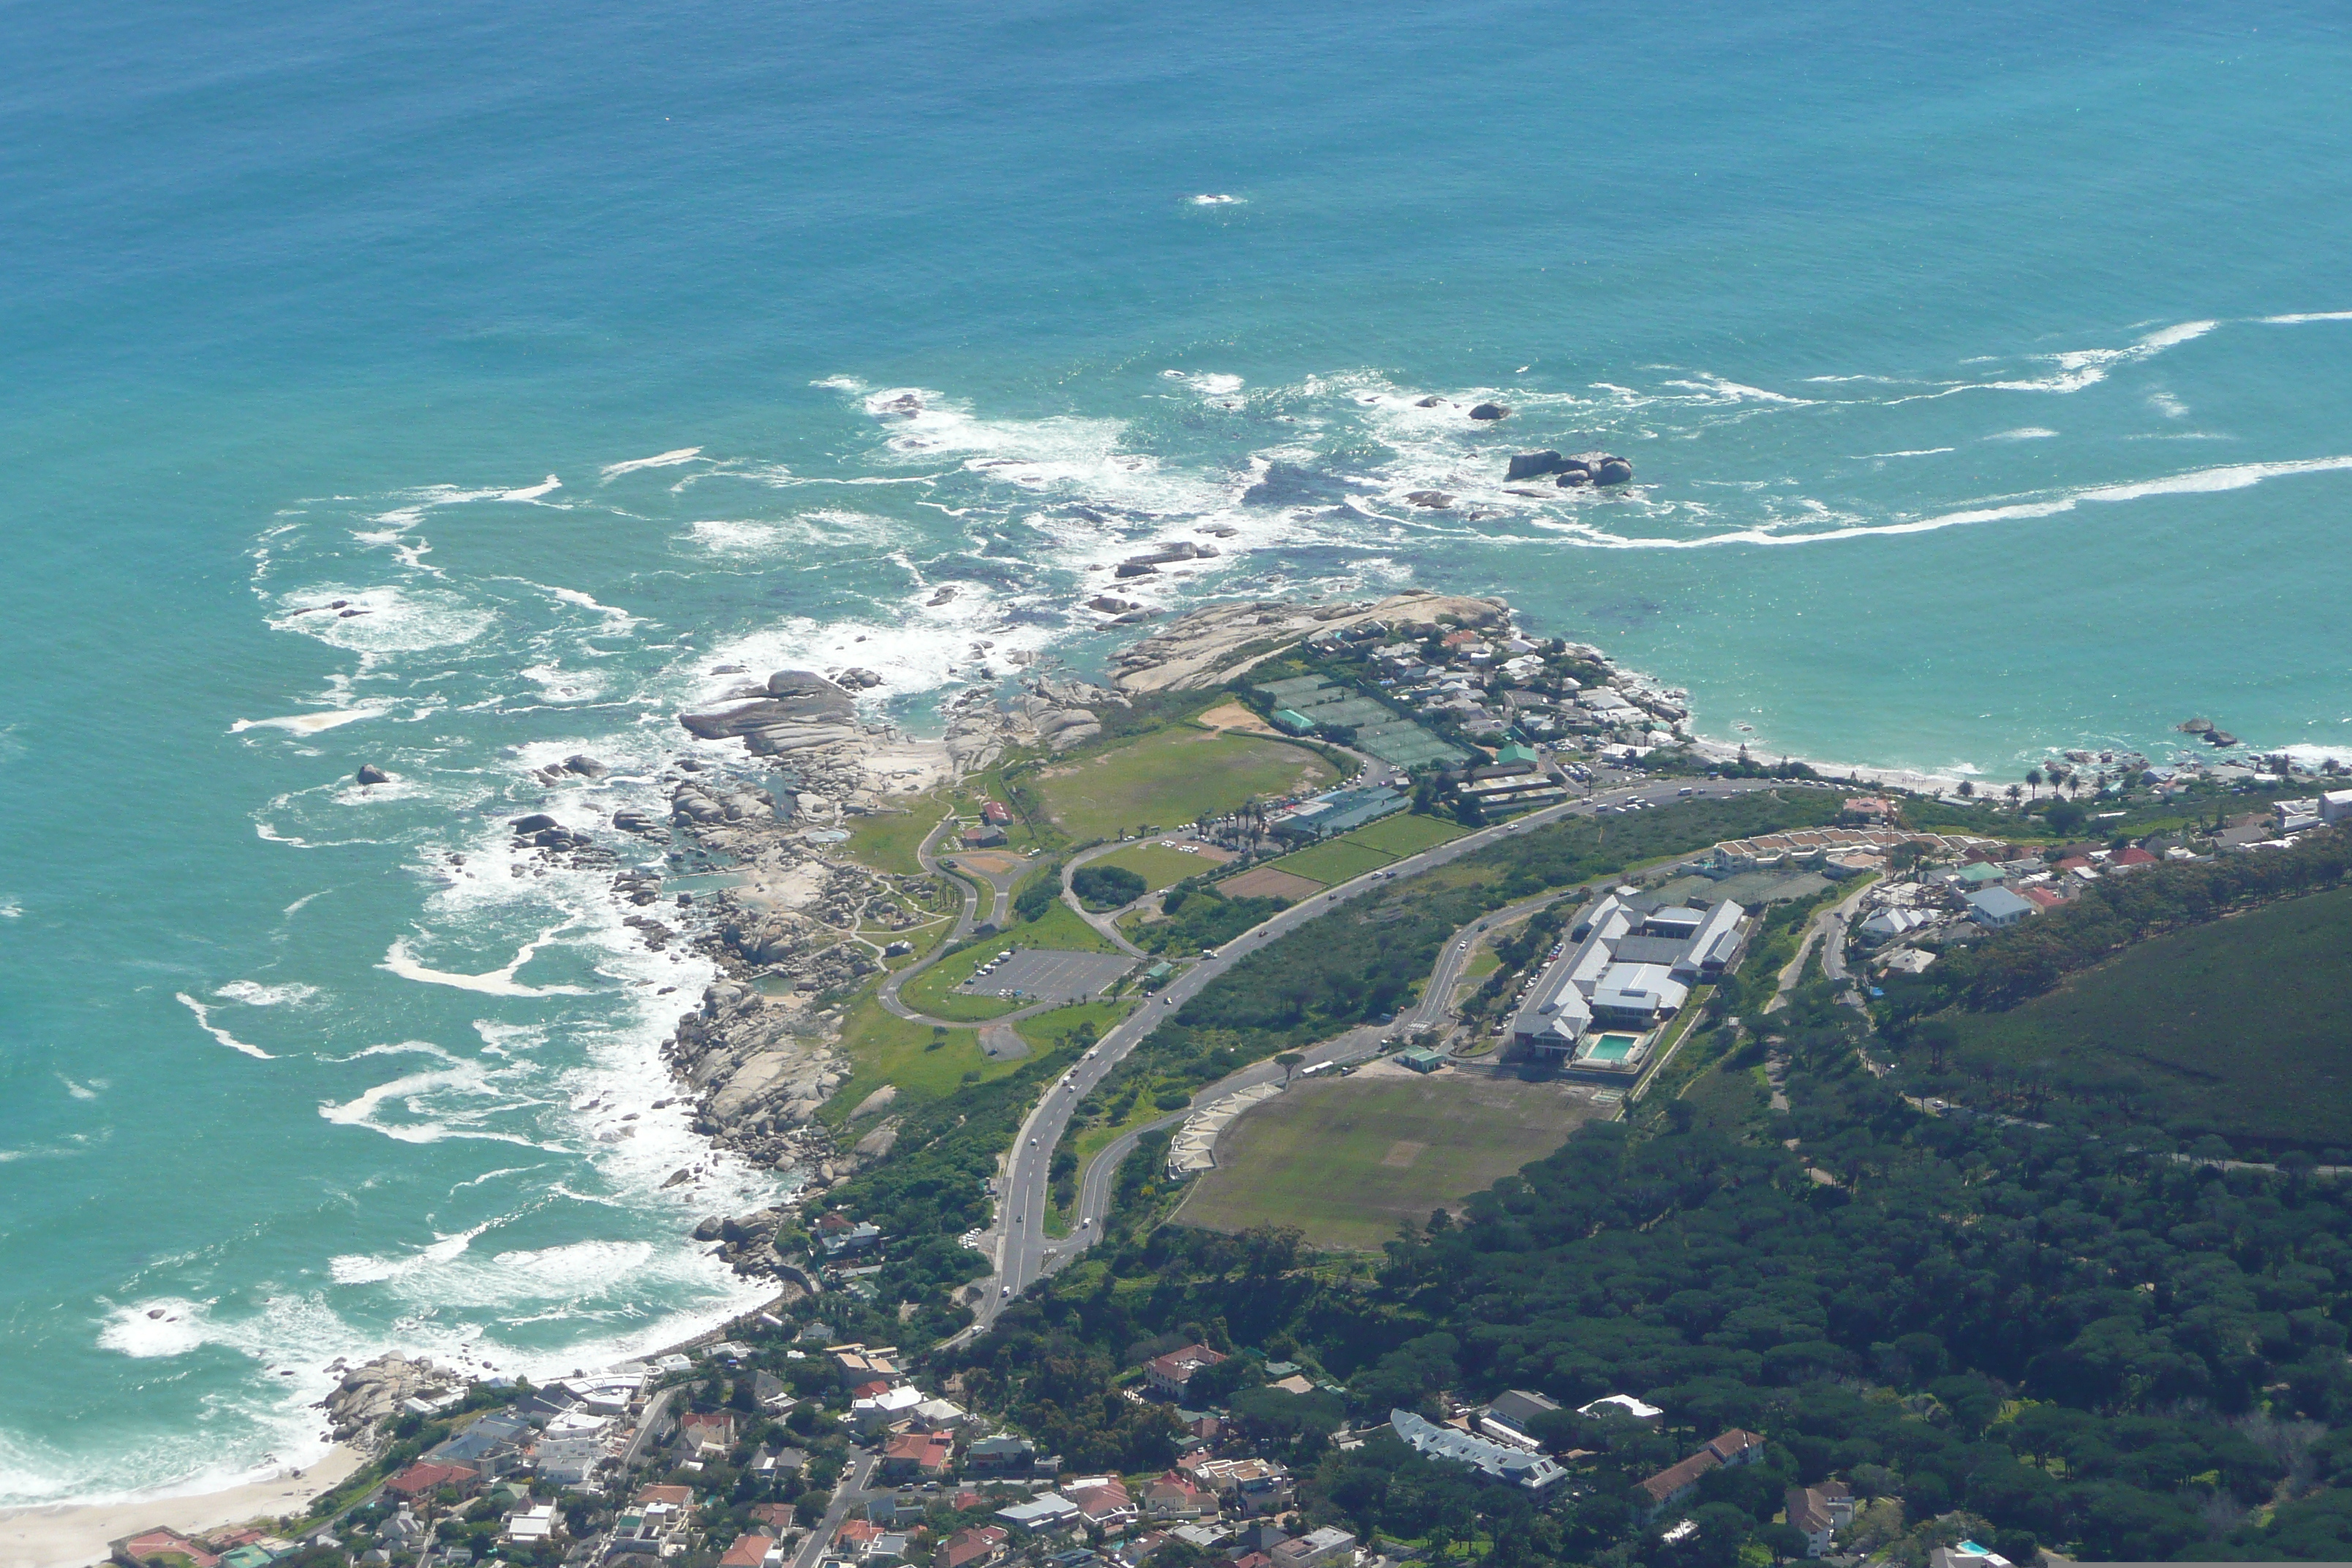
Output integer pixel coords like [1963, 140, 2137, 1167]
[1346, 813, 1470, 857]
[1175, 1074, 1602, 1249]
[1946, 883, 2352, 1150]
[1032, 728, 1333, 843]
[821, 997, 1028, 1125]
[1091, 842, 1221, 893]
[841, 804, 944, 876]
[1271, 837, 1397, 886]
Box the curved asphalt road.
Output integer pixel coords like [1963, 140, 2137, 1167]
[970, 773, 1798, 1327]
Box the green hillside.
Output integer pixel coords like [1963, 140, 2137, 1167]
[1948, 883, 2352, 1151]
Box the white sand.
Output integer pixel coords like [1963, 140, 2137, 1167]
[0, 1448, 365, 1568]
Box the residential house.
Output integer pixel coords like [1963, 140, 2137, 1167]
[720, 1537, 780, 1568]
[1964, 887, 2036, 928]
[981, 802, 1014, 826]
[879, 1431, 954, 1484]
[679, 1411, 739, 1457]
[1068, 1478, 1139, 1535]
[1142, 1472, 1213, 1521]
[1633, 1431, 1765, 1520]
[835, 1522, 882, 1555]
[505, 1504, 561, 1545]
[912, 1398, 969, 1431]
[750, 1505, 799, 1536]
[1270, 1529, 1357, 1568]
[818, 1218, 885, 1258]
[830, 1344, 900, 1381]
[962, 826, 1009, 849]
[385, 1461, 479, 1501]
[935, 1528, 1009, 1568]
[962, 1435, 1038, 1477]
[853, 1384, 926, 1433]
[1784, 1490, 1836, 1558]
[1144, 1343, 1229, 1399]
[995, 1496, 1082, 1539]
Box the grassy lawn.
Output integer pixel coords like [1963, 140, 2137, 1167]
[1031, 728, 1333, 843]
[1346, 812, 1471, 857]
[1464, 946, 1501, 981]
[1175, 1074, 1602, 1249]
[821, 997, 1028, 1126]
[1945, 883, 2352, 1150]
[1273, 837, 1398, 885]
[841, 803, 945, 877]
[1092, 841, 1223, 893]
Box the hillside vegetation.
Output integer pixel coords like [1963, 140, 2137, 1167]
[1943, 882, 2352, 1151]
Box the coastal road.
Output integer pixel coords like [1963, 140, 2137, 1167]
[788, 1449, 878, 1568]
[1058, 841, 1152, 957]
[973, 774, 1790, 1327]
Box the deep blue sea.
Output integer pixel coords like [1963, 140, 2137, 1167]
[4, 0, 2350, 1506]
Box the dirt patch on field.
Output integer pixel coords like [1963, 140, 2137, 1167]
[1218, 867, 1327, 901]
[1196, 701, 1277, 736]
[951, 851, 1028, 875]
[1381, 1140, 1427, 1169]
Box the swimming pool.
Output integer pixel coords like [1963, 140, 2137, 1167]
[1585, 1033, 1642, 1063]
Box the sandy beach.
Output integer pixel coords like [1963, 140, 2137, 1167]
[0, 1448, 364, 1568]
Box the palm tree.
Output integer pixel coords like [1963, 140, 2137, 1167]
[2024, 768, 2043, 799]
[2005, 783, 2023, 810]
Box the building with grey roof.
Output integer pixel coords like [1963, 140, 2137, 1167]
[1390, 1409, 1566, 1495]
[1511, 897, 1747, 1057]
[1965, 887, 2036, 928]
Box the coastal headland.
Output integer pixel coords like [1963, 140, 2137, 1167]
[10, 585, 2335, 1568]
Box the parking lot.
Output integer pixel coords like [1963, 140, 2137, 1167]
[956, 947, 1135, 1001]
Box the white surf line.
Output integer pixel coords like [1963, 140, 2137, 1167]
[1537, 453, 2352, 551]
[2262, 311, 2352, 324]
[176, 994, 275, 1059]
[600, 448, 704, 481]
[379, 927, 592, 997]
[230, 705, 389, 735]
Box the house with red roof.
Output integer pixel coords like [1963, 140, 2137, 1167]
[935, 1526, 1009, 1568]
[1144, 1343, 1228, 1398]
[384, 1461, 480, 1501]
[720, 1537, 780, 1568]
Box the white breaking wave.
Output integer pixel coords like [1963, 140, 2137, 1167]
[380, 930, 591, 998]
[230, 705, 389, 735]
[174, 994, 274, 1060]
[601, 447, 704, 480]
[1531, 453, 2352, 551]
[502, 475, 562, 501]
[2262, 311, 2352, 325]
[1985, 427, 2059, 441]
[216, 980, 318, 1007]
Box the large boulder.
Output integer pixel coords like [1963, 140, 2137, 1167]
[1404, 491, 1455, 509]
[509, 813, 560, 834]
[1595, 456, 1634, 485]
[1505, 451, 1569, 481]
[1469, 402, 1511, 421]
[355, 764, 390, 785]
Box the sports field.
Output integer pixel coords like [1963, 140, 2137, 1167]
[1175, 1072, 1600, 1249]
[1273, 837, 1395, 886]
[1093, 840, 1232, 893]
[1032, 728, 1333, 843]
[1346, 813, 1470, 857]
[1248, 811, 1469, 891]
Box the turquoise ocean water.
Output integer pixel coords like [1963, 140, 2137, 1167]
[4, 0, 2351, 1505]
